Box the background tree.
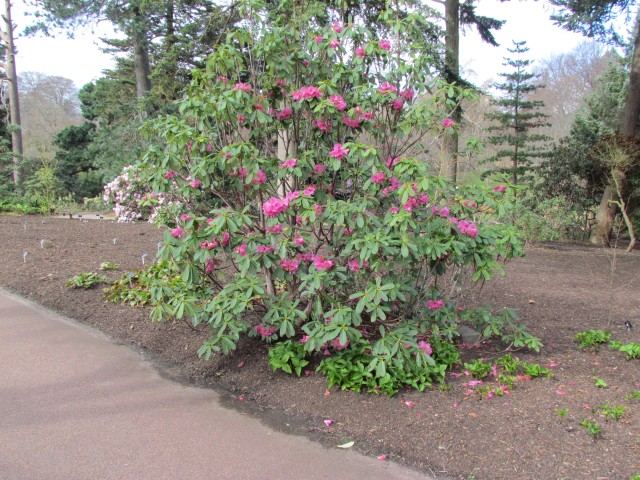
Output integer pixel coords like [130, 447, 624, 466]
[551, 0, 640, 244]
[483, 41, 551, 185]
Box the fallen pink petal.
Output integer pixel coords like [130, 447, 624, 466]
[544, 362, 559, 368]
[237, 361, 245, 368]
[377, 455, 387, 461]
[404, 401, 414, 407]
[556, 390, 566, 396]
[324, 419, 334, 426]
[453, 403, 459, 408]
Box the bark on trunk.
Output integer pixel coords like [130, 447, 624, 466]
[131, 9, 152, 100]
[442, 0, 459, 182]
[4, 0, 23, 186]
[591, 184, 618, 245]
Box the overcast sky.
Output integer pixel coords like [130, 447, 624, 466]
[11, 0, 598, 89]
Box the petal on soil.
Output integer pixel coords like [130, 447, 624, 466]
[404, 401, 414, 407]
[453, 403, 459, 408]
[324, 389, 331, 396]
[237, 361, 245, 368]
[238, 395, 245, 400]
[556, 390, 566, 396]
[377, 455, 387, 461]
[336, 441, 355, 449]
[544, 362, 559, 368]
[324, 419, 334, 426]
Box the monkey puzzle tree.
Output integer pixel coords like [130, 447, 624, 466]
[483, 41, 551, 185]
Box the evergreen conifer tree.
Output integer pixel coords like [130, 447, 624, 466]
[483, 41, 551, 185]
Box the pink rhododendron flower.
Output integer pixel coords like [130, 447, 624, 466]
[457, 220, 478, 238]
[180, 214, 192, 222]
[403, 197, 418, 212]
[303, 185, 316, 196]
[255, 325, 275, 337]
[314, 164, 326, 175]
[256, 245, 275, 254]
[292, 85, 323, 101]
[389, 207, 399, 214]
[237, 114, 246, 123]
[361, 111, 375, 120]
[313, 204, 323, 216]
[266, 224, 283, 234]
[205, 258, 218, 274]
[217, 75, 228, 84]
[332, 21, 343, 33]
[280, 258, 300, 273]
[233, 82, 252, 92]
[263, 197, 288, 217]
[438, 206, 450, 217]
[392, 99, 404, 112]
[329, 143, 349, 160]
[164, 170, 177, 179]
[492, 185, 506, 193]
[329, 39, 341, 48]
[313, 256, 334, 270]
[235, 244, 247, 256]
[386, 156, 399, 169]
[342, 227, 353, 236]
[401, 89, 414, 100]
[315, 36, 323, 43]
[251, 170, 267, 185]
[312, 119, 331, 132]
[371, 172, 385, 184]
[332, 337, 349, 350]
[427, 299, 444, 311]
[468, 380, 483, 387]
[355, 46, 366, 58]
[330, 95, 347, 110]
[342, 116, 361, 128]
[171, 227, 184, 238]
[283, 191, 300, 206]
[441, 118, 455, 127]
[378, 82, 398, 94]
[189, 179, 201, 189]
[220, 232, 230, 247]
[302, 59, 311, 67]
[347, 259, 361, 271]
[254, 104, 265, 112]
[276, 108, 292, 121]
[300, 335, 309, 343]
[280, 158, 298, 168]
[418, 340, 432, 355]
[294, 236, 305, 246]
[379, 39, 391, 50]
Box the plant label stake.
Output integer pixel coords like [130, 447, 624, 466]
[40, 239, 45, 248]
[22, 251, 28, 263]
[22, 221, 27, 231]
[113, 238, 118, 245]
[141, 253, 148, 265]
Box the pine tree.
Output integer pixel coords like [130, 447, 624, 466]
[483, 41, 551, 185]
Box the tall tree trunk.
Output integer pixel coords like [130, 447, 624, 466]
[131, 9, 152, 100]
[3, 0, 22, 186]
[442, 0, 459, 182]
[590, 16, 640, 245]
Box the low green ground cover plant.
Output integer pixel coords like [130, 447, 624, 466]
[574, 330, 611, 351]
[66, 272, 108, 289]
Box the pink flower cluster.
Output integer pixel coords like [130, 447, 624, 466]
[313, 256, 334, 270]
[292, 86, 323, 101]
[371, 172, 385, 184]
[330, 95, 347, 111]
[418, 340, 432, 355]
[492, 185, 506, 193]
[312, 119, 331, 132]
[378, 39, 391, 50]
[378, 82, 398, 95]
[255, 325, 276, 337]
[342, 116, 360, 128]
[455, 220, 478, 238]
[441, 118, 454, 128]
[427, 299, 444, 311]
[280, 158, 297, 168]
[233, 83, 252, 92]
[280, 258, 300, 273]
[329, 143, 349, 160]
[275, 108, 292, 121]
[262, 192, 300, 218]
[432, 206, 450, 217]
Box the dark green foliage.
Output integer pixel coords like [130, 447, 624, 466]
[574, 329, 611, 351]
[483, 41, 551, 184]
[54, 122, 102, 200]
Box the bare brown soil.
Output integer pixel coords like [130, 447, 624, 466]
[2, 215, 640, 480]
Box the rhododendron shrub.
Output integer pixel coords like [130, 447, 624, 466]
[139, 0, 537, 391]
[104, 164, 183, 224]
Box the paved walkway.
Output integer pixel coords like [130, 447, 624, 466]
[0, 290, 431, 480]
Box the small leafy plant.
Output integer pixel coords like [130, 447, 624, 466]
[579, 419, 602, 439]
[66, 272, 108, 289]
[268, 340, 309, 376]
[626, 390, 640, 401]
[574, 330, 611, 352]
[464, 359, 492, 379]
[99, 261, 120, 271]
[593, 377, 608, 388]
[599, 402, 626, 421]
[618, 343, 640, 360]
[556, 408, 569, 419]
